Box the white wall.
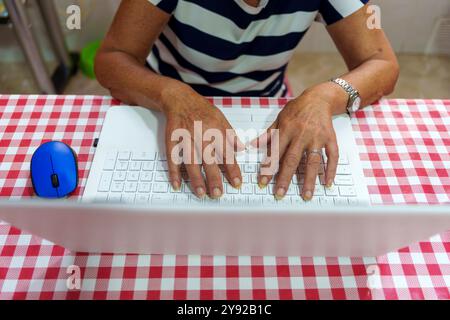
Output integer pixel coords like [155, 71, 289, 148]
[56, 0, 121, 51]
[298, 0, 450, 54]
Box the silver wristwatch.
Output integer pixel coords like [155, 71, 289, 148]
[330, 78, 361, 114]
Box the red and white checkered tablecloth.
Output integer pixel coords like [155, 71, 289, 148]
[0, 95, 449, 300]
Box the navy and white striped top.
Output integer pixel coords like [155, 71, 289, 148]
[147, 0, 369, 97]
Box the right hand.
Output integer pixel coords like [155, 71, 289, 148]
[161, 83, 244, 199]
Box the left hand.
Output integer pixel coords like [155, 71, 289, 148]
[255, 86, 340, 201]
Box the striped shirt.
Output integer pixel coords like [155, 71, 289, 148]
[147, 0, 369, 97]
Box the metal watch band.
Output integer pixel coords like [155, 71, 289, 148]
[330, 78, 360, 114]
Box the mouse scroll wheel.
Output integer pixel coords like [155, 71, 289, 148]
[51, 174, 60, 188]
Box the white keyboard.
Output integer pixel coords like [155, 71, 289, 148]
[93, 150, 362, 207]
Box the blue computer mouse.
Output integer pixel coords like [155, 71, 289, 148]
[30, 141, 78, 198]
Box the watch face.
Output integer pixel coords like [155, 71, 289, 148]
[351, 97, 361, 112]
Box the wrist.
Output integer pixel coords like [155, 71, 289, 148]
[303, 82, 349, 115]
[159, 79, 194, 114]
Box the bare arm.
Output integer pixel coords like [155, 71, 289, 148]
[95, 0, 243, 199]
[258, 4, 400, 201]
[95, 0, 186, 111]
[309, 4, 400, 113]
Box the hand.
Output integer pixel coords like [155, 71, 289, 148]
[161, 83, 244, 199]
[255, 86, 340, 201]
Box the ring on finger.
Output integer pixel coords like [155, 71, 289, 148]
[308, 148, 322, 157]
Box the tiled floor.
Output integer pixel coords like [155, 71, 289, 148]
[1, 53, 449, 99]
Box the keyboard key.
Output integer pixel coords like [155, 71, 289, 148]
[255, 186, 267, 195]
[207, 198, 221, 206]
[325, 185, 339, 197]
[234, 195, 248, 206]
[226, 184, 239, 194]
[263, 196, 276, 206]
[241, 184, 253, 195]
[290, 196, 306, 206]
[122, 193, 135, 204]
[336, 165, 352, 175]
[111, 182, 124, 193]
[339, 186, 357, 197]
[138, 182, 152, 193]
[98, 172, 113, 192]
[190, 195, 204, 205]
[158, 153, 167, 161]
[103, 158, 116, 171]
[140, 172, 153, 182]
[334, 198, 348, 206]
[155, 172, 169, 182]
[94, 193, 108, 202]
[105, 151, 118, 161]
[156, 161, 168, 171]
[249, 195, 262, 205]
[220, 195, 233, 206]
[153, 183, 169, 193]
[319, 197, 334, 206]
[124, 182, 138, 193]
[176, 194, 189, 204]
[338, 154, 349, 165]
[108, 193, 122, 203]
[142, 161, 155, 171]
[127, 171, 139, 181]
[116, 161, 129, 171]
[132, 151, 156, 161]
[129, 161, 142, 171]
[244, 164, 257, 173]
[151, 194, 172, 205]
[170, 185, 182, 193]
[136, 194, 150, 204]
[314, 185, 325, 196]
[348, 198, 359, 206]
[334, 176, 354, 186]
[118, 151, 131, 160]
[113, 171, 127, 182]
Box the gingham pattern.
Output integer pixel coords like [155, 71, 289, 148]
[0, 95, 449, 300]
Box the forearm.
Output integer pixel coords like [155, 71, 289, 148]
[304, 57, 400, 115]
[95, 50, 189, 112]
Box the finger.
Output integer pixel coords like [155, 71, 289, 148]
[165, 120, 182, 190]
[203, 163, 223, 199]
[302, 147, 322, 201]
[325, 135, 339, 188]
[274, 141, 304, 200]
[201, 132, 225, 198]
[223, 154, 243, 189]
[258, 127, 288, 189]
[185, 139, 206, 198]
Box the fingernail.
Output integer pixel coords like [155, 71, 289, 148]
[303, 191, 313, 201]
[326, 181, 333, 189]
[172, 181, 181, 191]
[212, 187, 222, 199]
[258, 177, 269, 189]
[196, 187, 206, 198]
[275, 188, 286, 201]
[233, 177, 242, 189]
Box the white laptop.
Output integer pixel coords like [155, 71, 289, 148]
[1, 106, 449, 257]
[82, 106, 371, 207]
